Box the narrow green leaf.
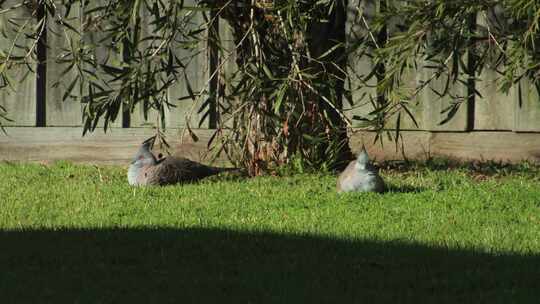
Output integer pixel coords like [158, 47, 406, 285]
[62, 75, 79, 101]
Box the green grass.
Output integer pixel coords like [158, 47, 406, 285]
[0, 161, 539, 303]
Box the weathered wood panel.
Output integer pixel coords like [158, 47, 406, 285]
[166, 0, 209, 129]
[345, 0, 378, 128]
[219, 18, 238, 84]
[474, 69, 514, 130]
[513, 77, 540, 132]
[0, 1, 36, 126]
[474, 8, 514, 130]
[127, 4, 160, 128]
[383, 0, 425, 131]
[418, 64, 470, 131]
[429, 132, 540, 162]
[42, 0, 209, 130]
[491, 0, 531, 130]
[81, 0, 122, 128]
[46, 1, 83, 126]
[2, 127, 540, 164]
[392, 68, 426, 130]
[0, 127, 227, 165]
[217, 16, 238, 128]
[348, 130, 432, 161]
[352, 130, 540, 163]
[347, 0, 425, 131]
[0, 67, 36, 126]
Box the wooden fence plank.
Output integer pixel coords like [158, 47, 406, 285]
[513, 78, 540, 132]
[429, 132, 540, 162]
[394, 69, 426, 130]
[384, 0, 425, 131]
[346, 0, 378, 128]
[166, 0, 209, 129]
[217, 16, 238, 128]
[503, 0, 540, 131]
[0, 1, 36, 126]
[81, 0, 122, 129]
[128, 5, 160, 128]
[418, 64, 469, 131]
[474, 8, 514, 131]
[475, 68, 514, 130]
[0, 127, 228, 165]
[347, 0, 424, 131]
[0, 68, 36, 126]
[348, 130, 432, 161]
[46, 1, 83, 126]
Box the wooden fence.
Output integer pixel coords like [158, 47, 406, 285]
[1, 1, 540, 165]
[0, 0, 210, 129]
[347, 0, 540, 132]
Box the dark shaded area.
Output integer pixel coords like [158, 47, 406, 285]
[0, 228, 538, 303]
[308, 0, 354, 170]
[35, 3, 47, 128]
[379, 158, 539, 177]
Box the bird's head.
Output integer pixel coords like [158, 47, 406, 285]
[355, 145, 370, 170]
[131, 135, 158, 168]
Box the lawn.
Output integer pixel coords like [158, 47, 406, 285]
[0, 161, 539, 303]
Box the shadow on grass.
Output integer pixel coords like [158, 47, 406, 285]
[379, 158, 539, 177]
[1, 228, 537, 303]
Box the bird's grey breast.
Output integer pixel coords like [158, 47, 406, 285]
[127, 164, 141, 186]
[338, 160, 385, 193]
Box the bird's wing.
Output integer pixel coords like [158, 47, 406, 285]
[151, 157, 221, 185]
[136, 165, 159, 186]
[337, 161, 357, 192]
[358, 167, 386, 193]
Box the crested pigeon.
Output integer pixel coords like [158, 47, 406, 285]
[336, 146, 386, 193]
[128, 136, 237, 186]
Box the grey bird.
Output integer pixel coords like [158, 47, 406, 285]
[128, 136, 237, 186]
[336, 146, 386, 193]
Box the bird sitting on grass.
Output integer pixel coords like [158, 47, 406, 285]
[336, 146, 386, 193]
[128, 136, 237, 186]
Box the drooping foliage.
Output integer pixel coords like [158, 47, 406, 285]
[0, 0, 539, 174]
[352, 0, 540, 135]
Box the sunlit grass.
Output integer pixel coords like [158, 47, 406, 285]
[1, 161, 539, 303]
[1, 161, 538, 254]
